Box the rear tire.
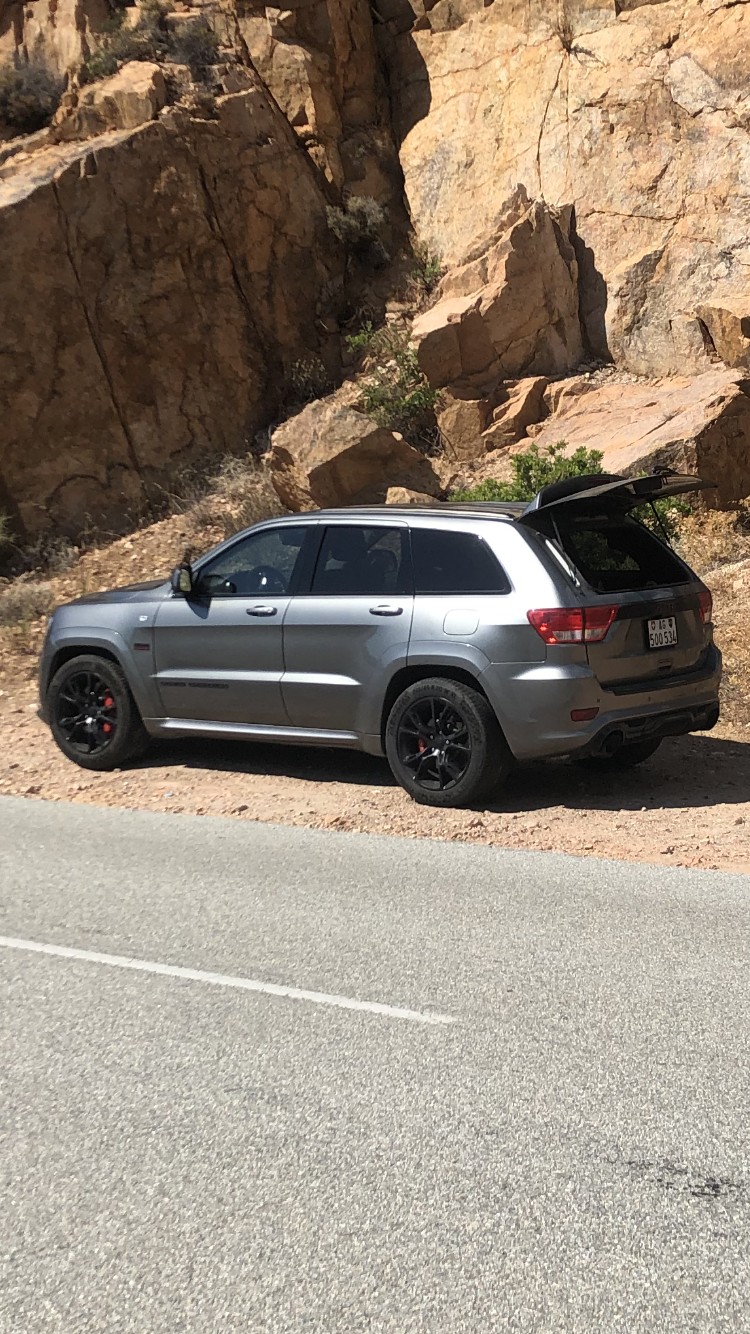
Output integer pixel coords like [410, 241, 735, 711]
[48, 654, 148, 771]
[385, 677, 511, 808]
[575, 738, 662, 772]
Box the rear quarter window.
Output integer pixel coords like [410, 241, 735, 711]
[411, 529, 511, 594]
[551, 513, 690, 592]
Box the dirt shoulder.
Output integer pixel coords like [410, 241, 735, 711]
[1, 668, 748, 876]
[1, 513, 749, 874]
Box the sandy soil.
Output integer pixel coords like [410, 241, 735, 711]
[1, 673, 748, 873]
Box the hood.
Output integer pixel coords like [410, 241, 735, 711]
[69, 578, 171, 606]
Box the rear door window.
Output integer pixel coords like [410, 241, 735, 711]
[411, 529, 510, 594]
[311, 526, 409, 595]
[549, 513, 690, 592]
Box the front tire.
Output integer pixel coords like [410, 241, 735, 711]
[48, 654, 148, 771]
[575, 738, 662, 772]
[385, 677, 511, 808]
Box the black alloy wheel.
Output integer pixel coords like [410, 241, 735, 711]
[48, 654, 148, 771]
[385, 677, 512, 808]
[396, 695, 473, 793]
[55, 667, 119, 756]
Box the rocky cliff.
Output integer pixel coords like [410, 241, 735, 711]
[3, 0, 750, 539]
[1, 72, 348, 535]
[388, 0, 750, 376]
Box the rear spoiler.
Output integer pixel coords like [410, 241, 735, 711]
[521, 471, 716, 517]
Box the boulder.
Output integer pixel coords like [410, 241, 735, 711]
[385, 486, 436, 505]
[53, 63, 167, 142]
[696, 296, 750, 372]
[482, 377, 549, 450]
[490, 369, 750, 508]
[436, 390, 493, 461]
[269, 396, 441, 511]
[412, 195, 582, 390]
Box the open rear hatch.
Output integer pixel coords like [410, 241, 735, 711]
[520, 471, 716, 690]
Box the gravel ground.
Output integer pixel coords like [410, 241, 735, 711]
[1, 674, 748, 873]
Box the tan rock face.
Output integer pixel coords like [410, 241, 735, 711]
[0, 0, 111, 72]
[0, 87, 343, 538]
[269, 394, 441, 510]
[52, 63, 167, 142]
[413, 195, 583, 390]
[436, 390, 492, 461]
[483, 377, 549, 450]
[227, 0, 401, 199]
[385, 486, 436, 505]
[390, 0, 750, 377]
[485, 370, 750, 509]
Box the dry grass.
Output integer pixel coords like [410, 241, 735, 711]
[0, 455, 284, 668]
[705, 557, 750, 733]
[182, 456, 286, 540]
[675, 509, 750, 574]
[673, 509, 750, 733]
[0, 579, 55, 628]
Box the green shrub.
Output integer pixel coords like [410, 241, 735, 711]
[452, 441, 693, 545]
[410, 241, 443, 296]
[80, 2, 169, 84]
[0, 62, 64, 134]
[640, 496, 692, 543]
[344, 321, 375, 357]
[169, 18, 219, 80]
[360, 328, 438, 443]
[452, 441, 604, 503]
[288, 355, 332, 405]
[326, 196, 389, 267]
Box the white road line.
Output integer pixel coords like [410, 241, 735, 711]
[0, 935, 455, 1026]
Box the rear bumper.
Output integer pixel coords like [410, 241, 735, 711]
[480, 644, 722, 761]
[577, 700, 720, 759]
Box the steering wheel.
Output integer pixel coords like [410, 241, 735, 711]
[248, 565, 287, 595]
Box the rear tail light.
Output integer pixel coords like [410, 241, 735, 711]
[698, 589, 713, 623]
[582, 605, 619, 642]
[527, 605, 619, 645]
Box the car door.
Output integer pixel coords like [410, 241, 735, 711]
[281, 522, 414, 736]
[153, 523, 311, 725]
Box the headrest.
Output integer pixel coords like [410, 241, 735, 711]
[327, 528, 367, 562]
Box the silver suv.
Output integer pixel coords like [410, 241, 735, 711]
[39, 471, 721, 807]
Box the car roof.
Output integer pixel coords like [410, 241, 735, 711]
[300, 502, 526, 521]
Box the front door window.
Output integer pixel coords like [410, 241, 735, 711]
[196, 526, 307, 598]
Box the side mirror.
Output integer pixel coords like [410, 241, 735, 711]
[170, 564, 193, 596]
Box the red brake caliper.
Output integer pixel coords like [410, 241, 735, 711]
[102, 694, 115, 734]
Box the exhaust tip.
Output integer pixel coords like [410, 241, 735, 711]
[603, 731, 624, 756]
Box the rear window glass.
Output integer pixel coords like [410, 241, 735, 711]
[549, 513, 689, 592]
[411, 529, 510, 594]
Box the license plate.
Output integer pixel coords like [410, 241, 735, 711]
[647, 616, 678, 649]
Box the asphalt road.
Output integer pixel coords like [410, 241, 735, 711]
[2, 798, 750, 1333]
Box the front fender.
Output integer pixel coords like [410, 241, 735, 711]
[43, 624, 162, 724]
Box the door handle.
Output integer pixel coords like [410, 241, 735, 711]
[246, 605, 278, 617]
[369, 605, 403, 616]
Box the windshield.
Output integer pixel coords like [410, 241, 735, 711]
[537, 510, 691, 593]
